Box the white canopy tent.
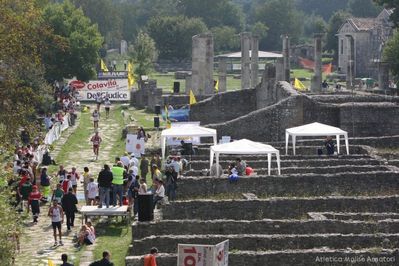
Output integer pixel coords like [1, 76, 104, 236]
[161, 124, 217, 160]
[210, 139, 281, 177]
[285, 122, 349, 155]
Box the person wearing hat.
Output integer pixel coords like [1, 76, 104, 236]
[120, 152, 130, 168]
[111, 162, 126, 206]
[129, 154, 139, 168]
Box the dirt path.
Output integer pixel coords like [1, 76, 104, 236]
[15, 105, 124, 266]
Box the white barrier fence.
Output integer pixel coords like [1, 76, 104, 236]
[33, 114, 71, 165]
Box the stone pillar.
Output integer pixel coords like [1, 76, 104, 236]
[282, 35, 290, 82]
[120, 40, 128, 55]
[241, 32, 251, 89]
[251, 36, 259, 88]
[185, 75, 192, 94]
[378, 62, 390, 91]
[311, 34, 323, 93]
[275, 57, 284, 81]
[191, 33, 214, 95]
[346, 35, 355, 90]
[218, 58, 227, 92]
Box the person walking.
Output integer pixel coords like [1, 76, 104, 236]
[61, 188, 78, 232]
[150, 154, 162, 179]
[48, 199, 64, 246]
[40, 167, 51, 202]
[111, 162, 125, 207]
[92, 109, 100, 129]
[140, 155, 149, 182]
[29, 185, 41, 223]
[104, 97, 111, 119]
[97, 164, 113, 208]
[82, 167, 91, 204]
[90, 132, 102, 161]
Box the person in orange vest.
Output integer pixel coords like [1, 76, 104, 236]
[143, 247, 158, 266]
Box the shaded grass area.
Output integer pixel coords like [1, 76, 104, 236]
[149, 72, 242, 92]
[125, 107, 165, 129]
[92, 220, 132, 266]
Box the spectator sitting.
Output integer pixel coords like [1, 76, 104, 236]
[324, 136, 335, 156]
[89, 250, 114, 266]
[228, 163, 239, 183]
[77, 224, 95, 247]
[152, 179, 165, 210]
[210, 161, 223, 177]
[235, 158, 246, 176]
[60, 253, 73, 266]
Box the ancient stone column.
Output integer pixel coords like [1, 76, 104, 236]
[241, 32, 251, 89]
[191, 33, 214, 95]
[120, 40, 128, 55]
[275, 57, 284, 82]
[282, 35, 290, 82]
[378, 62, 389, 91]
[311, 33, 323, 93]
[218, 57, 227, 92]
[251, 36, 259, 88]
[346, 35, 355, 91]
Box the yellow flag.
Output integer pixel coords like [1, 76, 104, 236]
[100, 59, 109, 72]
[127, 62, 135, 88]
[189, 90, 197, 105]
[294, 78, 307, 91]
[164, 105, 171, 129]
[48, 259, 55, 266]
[215, 80, 219, 92]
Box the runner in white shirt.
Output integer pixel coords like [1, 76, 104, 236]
[48, 200, 64, 246]
[86, 178, 98, 206]
[69, 167, 80, 194]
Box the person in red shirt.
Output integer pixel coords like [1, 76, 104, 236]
[28, 185, 42, 223]
[143, 247, 158, 266]
[90, 132, 102, 161]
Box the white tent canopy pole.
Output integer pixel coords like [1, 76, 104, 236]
[285, 122, 349, 155]
[161, 124, 217, 161]
[210, 139, 281, 176]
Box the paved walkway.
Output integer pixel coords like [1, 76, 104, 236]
[15, 106, 124, 266]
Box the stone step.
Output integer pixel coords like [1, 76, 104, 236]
[126, 248, 399, 266]
[132, 219, 399, 240]
[319, 212, 399, 221]
[189, 158, 381, 169]
[184, 165, 390, 176]
[131, 233, 399, 255]
[189, 154, 372, 161]
[194, 145, 368, 156]
[161, 195, 399, 220]
[176, 171, 399, 199]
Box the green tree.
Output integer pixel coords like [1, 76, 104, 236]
[325, 10, 351, 59]
[0, 1, 49, 263]
[348, 0, 381, 18]
[375, 0, 399, 26]
[42, 0, 103, 81]
[383, 30, 399, 79]
[177, 0, 244, 30]
[250, 22, 269, 43]
[72, 0, 122, 48]
[212, 26, 240, 54]
[129, 31, 158, 80]
[304, 14, 327, 37]
[146, 16, 208, 60]
[252, 0, 303, 50]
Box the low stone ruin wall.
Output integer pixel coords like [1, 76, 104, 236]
[176, 171, 398, 198]
[127, 250, 399, 266]
[161, 196, 399, 220]
[189, 88, 258, 125]
[133, 219, 399, 240]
